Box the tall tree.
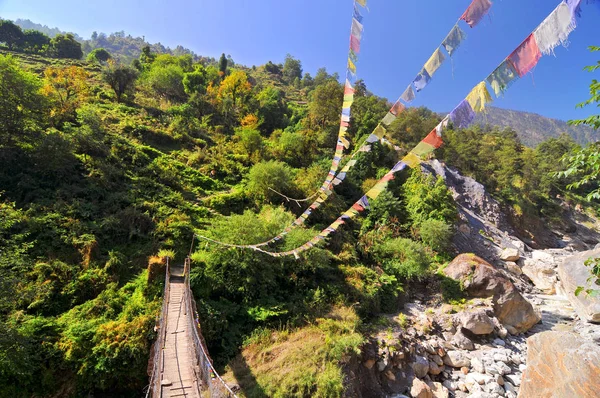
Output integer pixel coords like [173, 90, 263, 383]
[283, 54, 302, 82]
[308, 80, 344, 129]
[102, 61, 138, 102]
[21, 29, 50, 53]
[0, 20, 24, 50]
[219, 53, 228, 76]
[49, 33, 83, 59]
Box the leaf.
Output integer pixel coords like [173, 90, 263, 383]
[574, 286, 585, 296]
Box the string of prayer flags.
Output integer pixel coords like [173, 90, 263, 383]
[350, 35, 361, 54]
[533, 2, 576, 56]
[442, 25, 467, 56]
[402, 152, 422, 168]
[450, 99, 476, 129]
[461, 0, 493, 28]
[465, 81, 493, 112]
[508, 34, 541, 77]
[400, 85, 416, 104]
[413, 69, 431, 92]
[424, 48, 446, 77]
[486, 60, 519, 97]
[382, 100, 406, 126]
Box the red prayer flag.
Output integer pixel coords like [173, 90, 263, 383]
[423, 129, 444, 148]
[390, 101, 405, 116]
[508, 34, 541, 77]
[460, 0, 492, 28]
[344, 82, 355, 95]
[352, 203, 364, 212]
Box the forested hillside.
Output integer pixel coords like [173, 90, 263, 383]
[473, 106, 599, 147]
[0, 19, 599, 397]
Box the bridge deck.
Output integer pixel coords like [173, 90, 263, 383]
[159, 268, 201, 398]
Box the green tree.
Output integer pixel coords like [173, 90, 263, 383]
[0, 55, 45, 139]
[256, 87, 287, 134]
[219, 52, 228, 75]
[308, 80, 343, 129]
[0, 20, 24, 50]
[86, 48, 112, 63]
[102, 61, 138, 102]
[246, 160, 295, 203]
[403, 169, 457, 227]
[144, 63, 186, 102]
[182, 65, 207, 95]
[20, 30, 49, 53]
[49, 33, 83, 59]
[283, 54, 302, 82]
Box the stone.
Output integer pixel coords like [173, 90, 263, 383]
[518, 364, 527, 372]
[519, 331, 600, 398]
[459, 310, 495, 335]
[427, 381, 449, 398]
[504, 261, 522, 275]
[442, 380, 457, 392]
[443, 351, 471, 368]
[492, 353, 509, 363]
[465, 372, 491, 386]
[452, 329, 475, 350]
[504, 374, 520, 387]
[492, 338, 505, 347]
[557, 248, 600, 322]
[512, 239, 525, 252]
[363, 359, 376, 369]
[522, 258, 557, 294]
[429, 361, 442, 376]
[431, 354, 444, 366]
[495, 362, 511, 376]
[461, 366, 469, 375]
[457, 381, 468, 392]
[411, 378, 433, 398]
[413, 355, 430, 378]
[505, 392, 517, 398]
[503, 382, 516, 395]
[444, 254, 541, 333]
[484, 381, 504, 395]
[500, 248, 520, 262]
[495, 375, 504, 386]
[471, 357, 485, 373]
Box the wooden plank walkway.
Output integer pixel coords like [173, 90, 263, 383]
[159, 268, 201, 398]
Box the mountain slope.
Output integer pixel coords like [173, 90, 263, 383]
[473, 106, 599, 147]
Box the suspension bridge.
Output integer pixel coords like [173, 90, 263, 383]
[146, 258, 237, 398]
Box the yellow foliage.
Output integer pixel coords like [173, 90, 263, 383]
[41, 65, 89, 123]
[241, 113, 260, 129]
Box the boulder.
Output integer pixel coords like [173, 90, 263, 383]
[410, 378, 433, 398]
[444, 254, 541, 332]
[451, 329, 474, 350]
[520, 331, 600, 398]
[522, 258, 557, 294]
[504, 261, 522, 275]
[413, 355, 430, 378]
[557, 248, 600, 322]
[426, 381, 449, 398]
[428, 361, 442, 376]
[459, 310, 494, 335]
[443, 351, 471, 368]
[500, 248, 520, 262]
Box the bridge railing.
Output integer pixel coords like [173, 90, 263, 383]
[183, 257, 238, 398]
[146, 257, 171, 398]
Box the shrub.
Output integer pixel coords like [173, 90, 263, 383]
[418, 218, 453, 252]
[372, 238, 432, 280]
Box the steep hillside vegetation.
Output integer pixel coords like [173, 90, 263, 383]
[473, 106, 599, 147]
[0, 34, 598, 398]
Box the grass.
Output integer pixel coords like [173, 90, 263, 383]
[222, 306, 364, 398]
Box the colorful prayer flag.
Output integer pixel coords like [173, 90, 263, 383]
[373, 124, 386, 138]
[356, 0, 367, 8]
[442, 24, 466, 56]
[348, 58, 357, 74]
[413, 69, 431, 92]
[382, 112, 396, 126]
[424, 48, 446, 77]
[352, 18, 364, 40]
[486, 60, 518, 97]
[461, 0, 493, 28]
[449, 99, 476, 129]
[390, 100, 405, 116]
[350, 35, 361, 54]
[400, 85, 416, 103]
[508, 34, 541, 77]
[365, 134, 379, 143]
[533, 2, 575, 55]
[353, 4, 364, 23]
[403, 152, 422, 168]
[465, 81, 493, 112]
[423, 129, 444, 148]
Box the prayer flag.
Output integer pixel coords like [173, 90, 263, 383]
[352, 18, 364, 40]
[340, 136, 350, 148]
[461, 0, 493, 28]
[508, 34, 541, 77]
[349, 49, 358, 63]
[403, 152, 422, 168]
[342, 108, 351, 116]
[373, 124, 386, 138]
[390, 100, 405, 116]
[350, 35, 361, 54]
[449, 99, 476, 129]
[356, 0, 367, 7]
[348, 58, 357, 74]
[435, 116, 450, 136]
[352, 202, 364, 212]
[533, 2, 576, 56]
[346, 159, 357, 167]
[344, 93, 354, 102]
[343, 100, 353, 108]
[341, 114, 351, 122]
[358, 195, 370, 209]
[391, 161, 407, 173]
[486, 60, 518, 97]
[424, 48, 446, 77]
[413, 69, 431, 92]
[442, 25, 467, 56]
[344, 79, 354, 94]
[566, 0, 582, 19]
[365, 133, 379, 143]
[400, 85, 416, 103]
[359, 145, 371, 152]
[423, 129, 444, 148]
[465, 81, 493, 112]
[353, 4, 364, 23]
[412, 142, 436, 157]
[382, 112, 396, 126]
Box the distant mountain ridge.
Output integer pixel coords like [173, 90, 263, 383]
[472, 106, 598, 147]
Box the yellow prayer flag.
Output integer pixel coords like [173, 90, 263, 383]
[348, 59, 356, 74]
[356, 0, 367, 7]
[373, 124, 386, 138]
[403, 152, 421, 168]
[342, 100, 353, 108]
[340, 136, 350, 148]
[424, 48, 446, 77]
[466, 81, 493, 113]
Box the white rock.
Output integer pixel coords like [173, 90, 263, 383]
[493, 353, 509, 363]
[505, 392, 517, 398]
[496, 362, 511, 376]
[504, 374, 521, 386]
[518, 364, 527, 372]
[466, 372, 491, 386]
[484, 381, 505, 395]
[500, 248, 520, 262]
[444, 351, 471, 368]
[471, 357, 485, 373]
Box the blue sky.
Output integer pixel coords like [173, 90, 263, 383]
[1, 0, 599, 121]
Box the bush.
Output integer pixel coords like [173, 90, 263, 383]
[418, 218, 453, 252]
[372, 238, 432, 280]
[246, 160, 296, 203]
